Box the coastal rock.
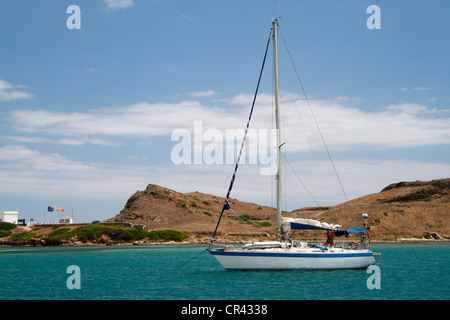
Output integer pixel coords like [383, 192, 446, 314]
[99, 234, 110, 244]
[381, 178, 450, 192]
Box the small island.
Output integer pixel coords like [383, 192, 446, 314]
[1, 178, 448, 246]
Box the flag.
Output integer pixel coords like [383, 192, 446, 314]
[48, 206, 54, 212]
[55, 206, 64, 212]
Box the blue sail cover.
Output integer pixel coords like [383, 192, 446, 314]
[285, 218, 341, 231]
[289, 221, 367, 233]
[290, 222, 335, 231]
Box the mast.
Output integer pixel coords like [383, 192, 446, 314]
[272, 19, 283, 242]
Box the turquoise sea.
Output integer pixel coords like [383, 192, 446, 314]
[0, 243, 449, 301]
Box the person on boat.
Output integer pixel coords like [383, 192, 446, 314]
[360, 233, 367, 248]
[324, 230, 334, 247]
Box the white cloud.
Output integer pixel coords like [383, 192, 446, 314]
[219, 92, 302, 106]
[104, 0, 135, 9]
[0, 79, 33, 101]
[0, 80, 13, 90]
[0, 144, 130, 198]
[0, 144, 164, 199]
[7, 94, 450, 153]
[385, 103, 430, 115]
[0, 135, 120, 147]
[0, 144, 94, 173]
[9, 101, 245, 137]
[401, 86, 431, 92]
[279, 99, 450, 151]
[189, 90, 217, 97]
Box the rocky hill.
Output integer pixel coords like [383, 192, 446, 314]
[106, 178, 449, 241]
[105, 184, 276, 238]
[289, 178, 449, 240]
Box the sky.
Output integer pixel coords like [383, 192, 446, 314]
[0, 0, 449, 224]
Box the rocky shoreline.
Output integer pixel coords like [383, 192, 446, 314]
[1, 228, 448, 248]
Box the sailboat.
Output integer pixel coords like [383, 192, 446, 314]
[208, 19, 380, 270]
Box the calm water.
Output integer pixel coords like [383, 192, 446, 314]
[0, 243, 448, 300]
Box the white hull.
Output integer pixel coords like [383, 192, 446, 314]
[209, 247, 375, 270]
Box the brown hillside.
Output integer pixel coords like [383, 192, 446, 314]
[289, 178, 449, 240]
[105, 184, 277, 238]
[106, 178, 450, 241]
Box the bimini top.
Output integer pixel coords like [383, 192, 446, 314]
[334, 228, 368, 236]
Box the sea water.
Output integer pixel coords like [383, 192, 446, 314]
[0, 243, 448, 300]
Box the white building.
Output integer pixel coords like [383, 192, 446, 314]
[59, 216, 73, 224]
[0, 211, 19, 224]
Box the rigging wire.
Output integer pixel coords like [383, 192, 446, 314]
[228, 208, 273, 234]
[212, 29, 273, 240]
[291, 97, 333, 205]
[281, 151, 323, 208]
[278, 25, 349, 203]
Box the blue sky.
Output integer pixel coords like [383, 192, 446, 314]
[1, 0, 449, 224]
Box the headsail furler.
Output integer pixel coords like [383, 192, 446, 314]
[211, 29, 273, 240]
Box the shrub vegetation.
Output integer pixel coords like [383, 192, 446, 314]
[0, 230, 12, 238]
[147, 229, 189, 242]
[46, 225, 189, 242]
[10, 231, 36, 242]
[0, 222, 17, 231]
